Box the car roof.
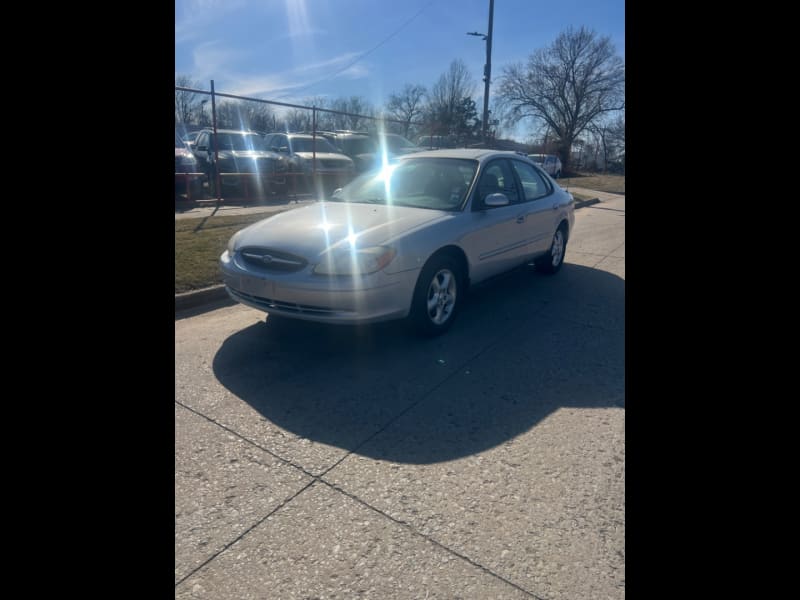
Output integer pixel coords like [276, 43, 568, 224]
[397, 148, 532, 163]
[201, 128, 260, 135]
[319, 131, 370, 138]
[283, 133, 328, 139]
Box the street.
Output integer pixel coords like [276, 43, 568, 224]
[175, 195, 625, 599]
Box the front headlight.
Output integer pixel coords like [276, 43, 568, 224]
[313, 246, 396, 276]
[178, 155, 196, 167]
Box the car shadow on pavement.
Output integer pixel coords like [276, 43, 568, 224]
[212, 263, 624, 465]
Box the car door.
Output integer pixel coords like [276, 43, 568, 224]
[509, 159, 557, 256]
[461, 159, 530, 283]
[193, 132, 213, 175]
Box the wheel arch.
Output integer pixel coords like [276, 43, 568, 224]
[425, 244, 470, 288]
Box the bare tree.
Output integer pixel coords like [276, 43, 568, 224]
[425, 59, 477, 142]
[213, 101, 238, 129]
[587, 111, 625, 172]
[209, 100, 274, 131]
[239, 100, 275, 133]
[305, 97, 334, 131]
[386, 84, 427, 138]
[587, 122, 610, 172]
[328, 96, 374, 131]
[175, 75, 203, 125]
[497, 26, 624, 171]
[608, 113, 625, 172]
[278, 97, 332, 132]
[283, 108, 314, 132]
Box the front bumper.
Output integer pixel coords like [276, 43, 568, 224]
[220, 250, 419, 324]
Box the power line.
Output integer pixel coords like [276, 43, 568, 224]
[290, 0, 437, 95]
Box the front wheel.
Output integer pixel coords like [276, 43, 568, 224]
[535, 226, 567, 274]
[410, 255, 462, 336]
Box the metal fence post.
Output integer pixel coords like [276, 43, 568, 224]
[211, 80, 222, 205]
[312, 106, 317, 182]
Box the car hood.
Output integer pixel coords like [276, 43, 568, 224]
[390, 147, 423, 155]
[236, 201, 449, 259]
[218, 150, 281, 159]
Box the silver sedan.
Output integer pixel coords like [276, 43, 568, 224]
[220, 149, 575, 335]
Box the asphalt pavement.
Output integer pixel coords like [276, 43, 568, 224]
[174, 194, 625, 598]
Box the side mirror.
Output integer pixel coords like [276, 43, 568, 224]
[197, 145, 207, 152]
[484, 192, 510, 207]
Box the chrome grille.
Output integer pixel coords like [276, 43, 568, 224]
[238, 247, 308, 273]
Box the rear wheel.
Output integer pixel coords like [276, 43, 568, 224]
[410, 255, 462, 336]
[535, 225, 567, 274]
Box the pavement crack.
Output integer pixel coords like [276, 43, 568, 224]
[318, 478, 547, 599]
[174, 479, 318, 589]
[175, 401, 318, 479]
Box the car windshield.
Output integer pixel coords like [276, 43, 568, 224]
[215, 133, 268, 151]
[328, 158, 477, 211]
[290, 137, 339, 153]
[339, 137, 377, 155]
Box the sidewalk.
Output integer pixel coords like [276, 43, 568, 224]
[175, 197, 315, 220]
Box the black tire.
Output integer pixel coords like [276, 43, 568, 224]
[409, 255, 463, 336]
[535, 225, 568, 274]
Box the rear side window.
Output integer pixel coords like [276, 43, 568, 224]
[511, 160, 552, 201]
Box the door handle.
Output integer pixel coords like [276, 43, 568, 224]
[552, 203, 559, 210]
[516, 215, 525, 223]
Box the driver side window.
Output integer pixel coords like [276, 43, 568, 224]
[474, 160, 519, 209]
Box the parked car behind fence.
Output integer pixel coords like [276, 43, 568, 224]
[191, 128, 291, 198]
[264, 132, 355, 194]
[175, 132, 204, 200]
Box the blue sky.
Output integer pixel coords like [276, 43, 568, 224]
[175, 0, 624, 138]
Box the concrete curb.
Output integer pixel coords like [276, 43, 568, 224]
[175, 285, 229, 312]
[174, 196, 605, 318]
[574, 197, 600, 209]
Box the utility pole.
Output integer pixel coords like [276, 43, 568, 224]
[467, 0, 495, 144]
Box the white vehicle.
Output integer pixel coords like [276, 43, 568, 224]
[527, 154, 562, 178]
[221, 149, 575, 336]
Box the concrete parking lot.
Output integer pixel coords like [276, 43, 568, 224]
[175, 195, 625, 599]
